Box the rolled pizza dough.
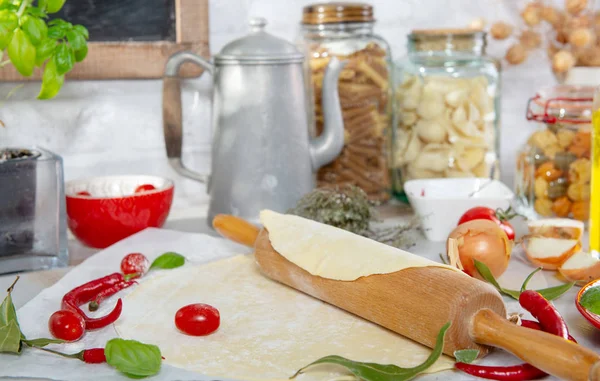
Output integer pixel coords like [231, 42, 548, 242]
[115, 255, 454, 381]
[259, 210, 460, 281]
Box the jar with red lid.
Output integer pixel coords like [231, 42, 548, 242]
[515, 85, 593, 221]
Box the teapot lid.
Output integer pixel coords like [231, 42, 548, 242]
[215, 18, 304, 64]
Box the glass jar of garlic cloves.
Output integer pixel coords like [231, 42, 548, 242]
[298, 2, 393, 203]
[393, 29, 501, 200]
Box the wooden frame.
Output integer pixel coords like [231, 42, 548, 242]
[0, 0, 209, 81]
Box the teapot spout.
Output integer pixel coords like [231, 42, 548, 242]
[309, 57, 347, 170]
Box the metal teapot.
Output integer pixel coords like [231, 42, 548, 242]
[162, 18, 345, 225]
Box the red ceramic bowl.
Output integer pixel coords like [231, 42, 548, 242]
[65, 175, 174, 249]
[576, 278, 600, 330]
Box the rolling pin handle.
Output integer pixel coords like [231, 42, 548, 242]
[471, 309, 600, 381]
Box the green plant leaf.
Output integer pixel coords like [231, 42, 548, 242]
[22, 337, 66, 347]
[0, 10, 18, 50]
[53, 42, 73, 75]
[66, 29, 84, 50]
[520, 268, 542, 293]
[105, 338, 162, 378]
[45, 0, 66, 13]
[37, 0, 48, 11]
[37, 58, 63, 99]
[474, 260, 521, 299]
[73, 24, 88, 40]
[0, 320, 22, 354]
[580, 287, 600, 315]
[25, 6, 46, 19]
[73, 43, 86, 62]
[474, 260, 573, 301]
[454, 349, 479, 364]
[292, 322, 451, 381]
[149, 252, 185, 270]
[0, 292, 17, 329]
[21, 15, 47, 46]
[34, 37, 55, 66]
[8, 28, 35, 76]
[536, 282, 575, 301]
[47, 24, 64, 39]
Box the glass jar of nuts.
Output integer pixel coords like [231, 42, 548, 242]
[298, 2, 393, 203]
[393, 29, 501, 200]
[515, 85, 593, 221]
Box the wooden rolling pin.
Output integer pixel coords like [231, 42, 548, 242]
[213, 214, 600, 381]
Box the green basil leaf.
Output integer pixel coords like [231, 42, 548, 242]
[8, 28, 35, 76]
[150, 252, 185, 270]
[0, 3, 18, 12]
[34, 37, 55, 66]
[538, 282, 576, 301]
[0, 292, 17, 328]
[25, 6, 46, 18]
[45, 0, 66, 13]
[37, 59, 64, 99]
[580, 287, 600, 314]
[37, 0, 48, 11]
[47, 24, 64, 39]
[73, 24, 88, 40]
[520, 267, 542, 293]
[53, 42, 73, 75]
[0, 10, 18, 50]
[105, 338, 162, 378]
[454, 349, 479, 364]
[22, 337, 66, 347]
[0, 320, 22, 354]
[292, 322, 451, 381]
[21, 15, 47, 46]
[66, 29, 84, 50]
[73, 43, 86, 62]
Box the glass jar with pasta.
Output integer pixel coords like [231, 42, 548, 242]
[515, 86, 593, 222]
[393, 29, 501, 200]
[298, 2, 393, 202]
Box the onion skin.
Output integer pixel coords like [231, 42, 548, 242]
[447, 219, 512, 280]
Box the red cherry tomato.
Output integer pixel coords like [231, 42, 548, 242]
[457, 206, 517, 241]
[175, 303, 220, 336]
[76, 191, 91, 196]
[121, 252, 150, 278]
[48, 310, 85, 341]
[134, 184, 156, 194]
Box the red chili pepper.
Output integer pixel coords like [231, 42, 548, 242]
[455, 293, 573, 381]
[62, 273, 125, 330]
[88, 280, 136, 312]
[454, 362, 546, 381]
[82, 348, 107, 364]
[33, 346, 106, 364]
[520, 319, 577, 343]
[519, 290, 569, 340]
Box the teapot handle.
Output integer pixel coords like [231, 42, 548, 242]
[163, 51, 213, 183]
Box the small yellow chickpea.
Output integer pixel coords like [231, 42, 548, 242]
[552, 50, 576, 73]
[542, 6, 563, 26]
[534, 177, 549, 199]
[534, 198, 554, 216]
[520, 30, 542, 49]
[569, 27, 594, 47]
[566, 0, 587, 15]
[567, 182, 591, 201]
[557, 129, 576, 148]
[490, 21, 513, 40]
[506, 44, 527, 65]
[522, 3, 542, 26]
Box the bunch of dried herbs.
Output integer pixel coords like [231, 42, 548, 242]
[288, 185, 419, 249]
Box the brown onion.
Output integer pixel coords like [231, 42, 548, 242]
[447, 219, 512, 280]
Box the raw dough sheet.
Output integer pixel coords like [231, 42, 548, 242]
[115, 254, 454, 380]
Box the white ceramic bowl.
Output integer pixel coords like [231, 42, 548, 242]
[404, 178, 515, 242]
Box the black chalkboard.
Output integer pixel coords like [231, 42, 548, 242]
[49, 0, 176, 42]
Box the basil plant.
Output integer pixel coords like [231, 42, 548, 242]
[0, 0, 88, 99]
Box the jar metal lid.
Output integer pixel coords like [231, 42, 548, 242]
[410, 28, 484, 36]
[215, 17, 304, 64]
[301, 2, 374, 25]
[526, 85, 594, 124]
